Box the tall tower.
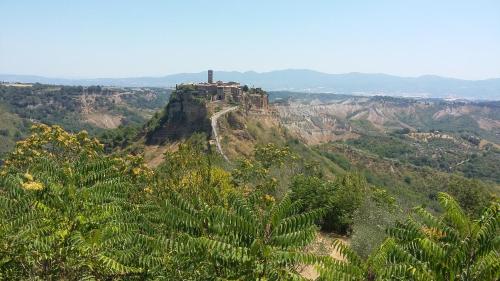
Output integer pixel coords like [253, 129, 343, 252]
[208, 70, 213, 84]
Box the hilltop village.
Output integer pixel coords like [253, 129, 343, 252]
[145, 70, 271, 144]
[175, 70, 269, 111]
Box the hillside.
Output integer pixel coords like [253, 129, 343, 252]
[273, 93, 500, 183]
[216, 109, 345, 177]
[0, 83, 170, 157]
[210, 100, 499, 256]
[143, 90, 212, 145]
[2, 82, 497, 184]
[0, 83, 498, 280]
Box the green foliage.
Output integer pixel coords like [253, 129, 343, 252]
[346, 133, 500, 183]
[1, 125, 498, 280]
[460, 149, 500, 183]
[254, 143, 297, 169]
[320, 193, 500, 281]
[0, 126, 152, 279]
[347, 135, 416, 160]
[0, 157, 147, 279]
[0, 127, 342, 279]
[317, 143, 496, 221]
[290, 173, 366, 234]
[0, 84, 170, 153]
[320, 150, 352, 170]
[0, 105, 28, 159]
[445, 176, 492, 217]
[232, 143, 306, 200]
[350, 188, 401, 259]
[156, 133, 233, 205]
[232, 158, 277, 195]
[119, 88, 170, 110]
[162, 192, 326, 280]
[98, 124, 141, 152]
[376, 193, 500, 280]
[143, 107, 169, 139]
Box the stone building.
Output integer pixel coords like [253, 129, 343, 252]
[176, 70, 269, 110]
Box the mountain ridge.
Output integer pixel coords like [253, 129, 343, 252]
[2, 69, 500, 100]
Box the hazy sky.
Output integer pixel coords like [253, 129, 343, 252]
[1, 0, 499, 79]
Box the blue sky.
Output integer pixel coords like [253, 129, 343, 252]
[1, 0, 499, 79]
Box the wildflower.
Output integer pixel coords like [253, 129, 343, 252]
[264, 194, 275, 202]
[24, 173, 34, 181]
[22, 181, 44, 191]
[422, 226, 446, 239]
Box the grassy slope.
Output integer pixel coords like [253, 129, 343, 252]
[217, 110, 345, 177]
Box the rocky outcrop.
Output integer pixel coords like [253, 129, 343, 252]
[145, 92, 211, 144]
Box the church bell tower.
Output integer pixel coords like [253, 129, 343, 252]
[208, 70, 213, 84]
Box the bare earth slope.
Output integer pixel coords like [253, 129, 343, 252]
[275, 96, 500, 145]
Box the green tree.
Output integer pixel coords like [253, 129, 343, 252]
[254, 143, 296, 169]
[445, 176, 491, 217]
[162, 192, 327, 280]
[320, 192, 500, 281]
[291, 172, 366, 234]
[0, 125, 155, 279]
[156, 133, 234, 206]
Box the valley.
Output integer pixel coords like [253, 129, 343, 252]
[273, 93, 500, 183]
[2, 2, 499, 279]
[1, 80, 498, 186]
[0, 78, 498, 280]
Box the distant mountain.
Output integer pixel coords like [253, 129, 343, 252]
[2, 70, 500, 100]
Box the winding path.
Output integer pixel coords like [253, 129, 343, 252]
[211, 106, 238, 162]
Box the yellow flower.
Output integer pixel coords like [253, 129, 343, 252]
[132, 167, 141, 175]
[24, 173, 34, 181]
[22, 181, 44, 191]
[144, 187, 153, 193]
[264, 194, 275, 202]
[421, 226, 446, 239]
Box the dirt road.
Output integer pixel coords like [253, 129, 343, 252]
[211, 106, 238, 162]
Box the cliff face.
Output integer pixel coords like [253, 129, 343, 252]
[145, 92, 211, 144]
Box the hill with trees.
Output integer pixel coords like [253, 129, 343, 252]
[0, 83, 170, 158]
[0, 85, 498, 280]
